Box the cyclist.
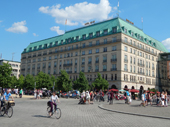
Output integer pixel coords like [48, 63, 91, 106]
[2, 89, 14, 108]
[49, 92, 60, 116]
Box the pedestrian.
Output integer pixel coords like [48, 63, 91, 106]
[125, 89, 130, 104]
[93, 91, 97, 102]
[161, 91, 165, 107]
[34, 89, 37, 99]
[39, 89, 42, 99]
[109, 91, 114, 104]
[37, 89, 40, 99]
[19, 89, 23, 98]
[165, 91, 168, 107]
[139, 90, 146, 107]
[15, 88, 18, 98]
[107, 91, 110, 102]
[86, 91, 90, 104]
[90, 91, 94, 104]
[146, 91, 152, 106]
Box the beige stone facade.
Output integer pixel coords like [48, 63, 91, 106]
[21, 32, 164, 90]
[0, 59, 21, 79]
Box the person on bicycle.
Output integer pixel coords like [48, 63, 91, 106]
[49, 92, 60, 116]
[1, 89, 14, 108]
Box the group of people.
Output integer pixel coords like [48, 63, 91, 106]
[34, 89, 45, 99]
[139, 91, 168, 107]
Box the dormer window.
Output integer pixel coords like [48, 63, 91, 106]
[34, 46, 37, 50]
[83, 35, 86, 40]
[124, 29, 127, 33]
[50, 43, 52, 47]
[68, 38, 71, 43]
[39, 45, 42, 49]
[61, 40, 63, 44]
[55, 41, 58, 45]
[112, 27, 117, 33]
[44, 44, 47, 48]
[96, 31, 100, 37]
[72, 37, 74, 42]
[76, 36, 79, 41]
[24, 49, 26, 52]
[141, 36, 143, 41]
[89, 33, 93, 38]
[131, 32, 134, 36]
[104, 29, 108, 35]
[29, 47, 32, 51]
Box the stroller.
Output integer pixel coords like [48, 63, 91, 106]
[78, 94, 86, 104]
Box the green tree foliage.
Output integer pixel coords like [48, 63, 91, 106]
[10, 76, 18, 89]
[0, 62, 12, 88]
[92, 73, 109, 90]
[17, 75, 25, 89]
[56, 70, 72, 92]
[24, 74, 35, 90]
[35, 72, 53, 89]
[73, 71, 89, 92]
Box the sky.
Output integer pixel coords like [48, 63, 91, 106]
[0, 0, 170, 62]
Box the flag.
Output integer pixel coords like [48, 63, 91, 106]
[141, 17, 143, 23]
[65, 19, 67, 25]
[118, 1, 119, 7]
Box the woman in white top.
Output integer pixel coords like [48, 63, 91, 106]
[161, 91, 165, 107]
[49, 92, 60, 116]
[86, 91, 90, 104]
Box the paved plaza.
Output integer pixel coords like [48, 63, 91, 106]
[1, 98, 170, 127]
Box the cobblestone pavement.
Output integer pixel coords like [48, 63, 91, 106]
[1, 98, 170, 127]
[102, 100, 170, 118]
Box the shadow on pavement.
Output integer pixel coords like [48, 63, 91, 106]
[32, 115, 49, 118]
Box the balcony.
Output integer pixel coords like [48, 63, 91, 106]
[124, 69, 128, 72]
[38, 54, 41, 56]
[28, 56, 31, 58]
[124, 59, 128, 63]
[37, 67, 40, 69]
[21, 68, 25, 71]
[95, 69, 99, 72]
[111, 59, 117, 62]
[95, 60, 99, 63]
[33, 55, 36, 57]
[138, 71, 145, 75]
[49, 52, 53, 54]
[103, 60, 107, 63]
[111, 68, 117, 71]
[88, 61, 92, 64]
[103, 69, 107, 71]
[43, 53, 47, 55]
[138, 63, 145, 67]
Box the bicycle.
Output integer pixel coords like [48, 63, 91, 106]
[46, 102, 61, 119]
[0, 101, 15, 118]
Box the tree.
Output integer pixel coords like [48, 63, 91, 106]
[17, 75, 25, 89]
[24, 74, 35, 90]
[92, 73, 109, 90]
[0, 62, 12, 88]
[10, 76, 18, 89]
[51, 75, 56, 90]
[73, 71, 89, 92]
[35, 72, 53, 89]
[56, 70, 72, 92]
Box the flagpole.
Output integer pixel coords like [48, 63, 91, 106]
[141, 17, 143, 31]
[117, 0, 119, 17]
[65, 19, 67, 33]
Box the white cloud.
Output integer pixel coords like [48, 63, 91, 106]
[39, 0, 112, 26]
[113, 6, 117, 11]
[6, 20, 28, 33]
[50, 26, 64, 35]
[33, 33, 39, 36]
[162, 38, 170, 50]
[0, 20, 2, 23]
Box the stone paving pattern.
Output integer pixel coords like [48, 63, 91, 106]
[1, 98, 170, 127]
[103, 100, 170, 118]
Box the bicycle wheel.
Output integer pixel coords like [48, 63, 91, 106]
[54, 108, 61, 119]
[7, 107, 13, 118]
[46, 107, 51, 117]
[0, 107, 5, 116]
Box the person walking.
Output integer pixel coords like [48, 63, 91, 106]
[90, 91, 94, 104]
[125, 89, 130, 104]
[86, 91, 90, 104]
[109, 91, 114, 104]
[146, 91, 152, 106]
[139, 91, 146, 107]
[165, 91, 168, 107]
[15, 88, 18, 98]
[161, 91, 165, 107]
[19, 89, 23, 98]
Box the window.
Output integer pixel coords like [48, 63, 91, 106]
[38, 58, 41, 62]
[124, 29, 127, 33]
[112, 37, 117, 42]
[112, 64, 116, 69]
[124, 55, 128, 60]
[96, 40, 100, 45]
[50, 43, 52, 47]
[152, 56, 154, 61]
[43, 57, 46, 61]
[33, 59, 36, 62]
[124, 74, 128, 81]
[130, 65, 132, 72]
[44, 44, 47, 48]
[95, 65, 99, 71]
[89, 50, 92, 54]
[96, 57, 99, 62]
[130, 57, 132, 63]
[133, 49, 136, 54]
[60, 54, 62, 58]
[103, 47, 107, 52]
[75, 59, 77, 64]
[134, 66, 135, 73]
[124, 46, 128, 51]
[81, 66, 85, 72]
[130, 48, 132, 53]
[49, 56, 51, 60]
[134, 58, 135, 64]
[75, 52, 78, 56]
[60, 47, 63, 51]
[112, 46, 117, 51]
[76, 44, 78, 49]
[96, 31, 100, 36]
[55, 41, 58, 45]
[83, 35, 86, 39]
[89, 33, 93, 38]
[96, 48, 99, 53]
[104, 38, 107, 44]
[76, 36, 79, 41]
[71, 53, 73, 57]
[146, 54, 148, 59]
[55, 49, 58, 53]
[68, 46, 71, 50]
[88, 57, 92, 63]
[103, 56, 107, 62]
[82, 43, 86, 48]
[124, 64, 127, 70]
[54, 62, 57, 67]
[104, 30, 108, 35]
[112, 27, 117, 33]
[140, 52, 142, 56]
[112, 54, 117, 60]
[34, 46, 37, 50]
[89, 42, 92, 47]
[39, 45, 42, 49]
[82, 51, 85, 55]
[124, 37, 128, 43]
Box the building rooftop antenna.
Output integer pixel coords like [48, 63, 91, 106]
[12, 52, 15, 61]
[117, 0, 120, 17]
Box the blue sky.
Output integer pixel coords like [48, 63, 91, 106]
[0, 0, 170, 62]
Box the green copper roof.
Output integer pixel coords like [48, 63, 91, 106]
[22, 17, 168, 54]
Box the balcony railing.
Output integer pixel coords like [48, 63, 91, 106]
[138, 63, 145, 67]
[63, 63, 72, 67]
[111, 59, 117, 62]
[103, 69, 107, 71]
[138, 71, 145, 75]
[95, 69, 99, 72]
[111, 68, 117, 71]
